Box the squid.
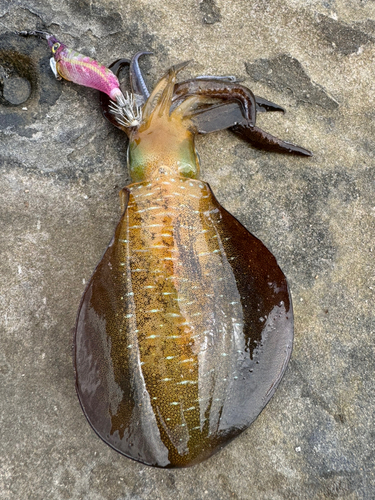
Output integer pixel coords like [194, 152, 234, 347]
[17, 31, 308, 467]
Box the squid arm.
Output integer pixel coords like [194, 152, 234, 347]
[103, 56, 311, 156]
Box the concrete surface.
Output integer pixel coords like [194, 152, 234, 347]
[0, 1, 374, 499]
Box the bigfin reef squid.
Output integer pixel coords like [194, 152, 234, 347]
[15, 30, 306, 467]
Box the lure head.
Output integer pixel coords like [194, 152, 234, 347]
[126, 63, 201, 183]
[45, 34, 67, 80]
[46, 34, 66, 59]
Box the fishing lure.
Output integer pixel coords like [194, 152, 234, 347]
[17, 29, 141, 125]
[14, 30, 305, 467]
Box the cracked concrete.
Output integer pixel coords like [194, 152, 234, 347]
[0, 1, 374, 499]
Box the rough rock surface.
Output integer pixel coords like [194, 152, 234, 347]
[0, 1, 374, 499]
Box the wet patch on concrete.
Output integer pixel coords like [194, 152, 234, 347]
[316, 14, 374, 55]
[0, 48, 36, 106]
[1, 72, 31, 105]
[0, 33, 62, 130]
[67, 0, 123, 32]
[246, 54, 339, 109]
[199, 0, 221, 25]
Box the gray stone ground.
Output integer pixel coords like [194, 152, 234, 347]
[0, 1, 374, 499]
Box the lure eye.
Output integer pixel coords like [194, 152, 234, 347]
[52, 42, 60, 53]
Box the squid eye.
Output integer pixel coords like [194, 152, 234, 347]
[52, 42, 60, 53]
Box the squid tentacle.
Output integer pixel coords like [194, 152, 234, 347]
[173, 78, 257, 124]
[195, 75, 237, 82]
[232, 123, 312, 156]
[99, 55, 312, 156]
[99, 59, 131, 132]
[129, 51, 152, 103]
[119, 53, 284, 118]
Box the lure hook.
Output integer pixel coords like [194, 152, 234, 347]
[0, 22, 52, 39]
[17, 29, 52, 39]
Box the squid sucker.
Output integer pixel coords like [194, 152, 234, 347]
[74, 63, 294, 468]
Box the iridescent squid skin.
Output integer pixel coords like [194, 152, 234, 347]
[74, 64, 294, 467]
